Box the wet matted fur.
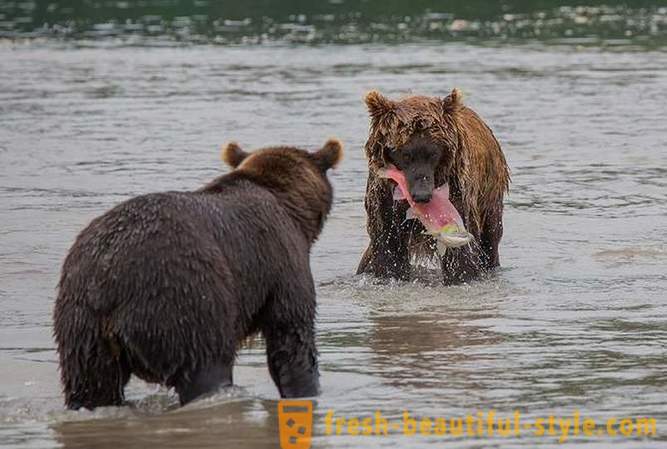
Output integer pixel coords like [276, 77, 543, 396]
[54, 139, 342, 409]
[357, 89, 510, 284]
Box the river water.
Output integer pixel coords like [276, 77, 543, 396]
[1, 3, 667, 449]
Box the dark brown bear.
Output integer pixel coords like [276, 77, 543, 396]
[357, 89, 510, 284]
[53, 139, 343, 409]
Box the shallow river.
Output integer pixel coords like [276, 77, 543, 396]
[1, 16, 667, 449]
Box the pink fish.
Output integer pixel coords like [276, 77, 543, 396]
[380, 165, 472, 252]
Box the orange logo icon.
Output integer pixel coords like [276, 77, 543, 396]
[278, 400, 313, 449]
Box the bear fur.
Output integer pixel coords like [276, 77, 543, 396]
[356, 89, 510, 283]
[53, 139, 343, 409]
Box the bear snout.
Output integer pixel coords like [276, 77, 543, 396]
[411, 190, 432, 204]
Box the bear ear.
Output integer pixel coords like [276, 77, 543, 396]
[364, 90, 394, 119]
[313, 138, 344, 171]
[442, 88, 463, 113]
[221, 142, 249, 168]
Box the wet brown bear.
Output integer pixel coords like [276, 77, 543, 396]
[357, 89, 510, 284]
[53, 139, 343, 409]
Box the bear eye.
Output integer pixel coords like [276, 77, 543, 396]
[385, 147, 400, 164]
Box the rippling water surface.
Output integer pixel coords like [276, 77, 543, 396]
[1, 8, 667, 449]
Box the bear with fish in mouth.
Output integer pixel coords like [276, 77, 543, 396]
[53, 139, 343, 409]
[357, 89, 510, 284]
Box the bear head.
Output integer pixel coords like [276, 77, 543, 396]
[221, 139, 343, 242]
[363, 89, 463, 203]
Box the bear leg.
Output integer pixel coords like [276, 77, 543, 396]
[262, 287, 319, 398]
[57, 324, 131, 410]
[174, 360, 234, 405]
[357, 176, 412, 280]
[357, 234, 412, 280]
[265, 331, 319, 398]
[440, 243, 484, 285]
[480, 203, 504, 270]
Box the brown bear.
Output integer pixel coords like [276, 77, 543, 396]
[356, 89, 510, 284]
[53, 139, 343, 409]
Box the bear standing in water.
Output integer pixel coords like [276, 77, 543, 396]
[53, 139, 343, 409]
[357, 90, 510, 284]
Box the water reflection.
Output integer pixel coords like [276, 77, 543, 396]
[0, 1, 666, 45]
[368, 312, 502, 391]
[52, 399, 279, 449]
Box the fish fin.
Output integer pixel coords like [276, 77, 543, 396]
[436, 240, 448, 256]
[405, 208, 418, 220]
